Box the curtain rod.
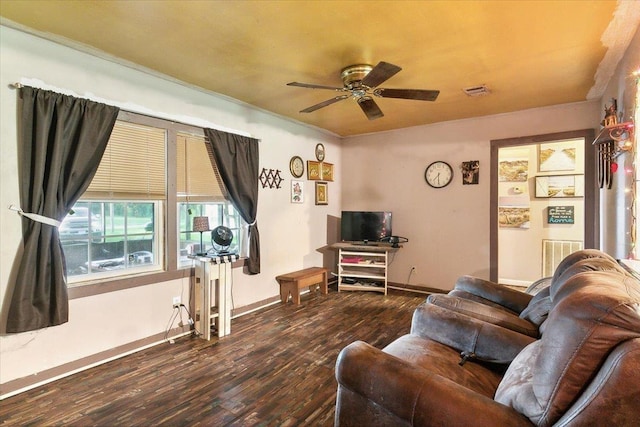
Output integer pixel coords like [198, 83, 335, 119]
[9, 80, 258, 139]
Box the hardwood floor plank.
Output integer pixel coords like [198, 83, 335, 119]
[0, 288, 425, 426]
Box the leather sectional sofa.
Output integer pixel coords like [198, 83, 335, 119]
[334, 250, 640, 426]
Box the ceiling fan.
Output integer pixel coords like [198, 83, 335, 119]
[287, 61, 439, 120]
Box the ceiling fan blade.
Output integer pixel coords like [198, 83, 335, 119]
[300, 95, 350, 113]
[361, 61, 402, 88]
[287, 82, 345, 91]
[357, 97, 384, 120]
[375, 88, 440, 101]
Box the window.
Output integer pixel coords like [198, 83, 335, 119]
[63, 201, 160, 279]
[177, 202, 244, 267]
[176, 131, 245, 266]
[63, 113, 245, 286]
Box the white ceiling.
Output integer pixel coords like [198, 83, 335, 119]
[1, 0, 639, 137]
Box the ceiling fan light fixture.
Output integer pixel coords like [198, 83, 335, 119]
[289, 61, 440, 120]
[340, 64, 374, 88]
[463, 84, 491, 97]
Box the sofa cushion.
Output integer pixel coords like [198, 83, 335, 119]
[549, 249, 617, 292]
[427, 294, 539, 337]
[447, 289, 520, 314]
[518, 286, 551, 326]
[550, 256, 628, 298]
[453, 275, 533, 313]
[383, 334, 503, 398]
[495, 271, 640, 426]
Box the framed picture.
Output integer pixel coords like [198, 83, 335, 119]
[498, 196, 530, 229]
[538, 141, 576, 172]
[547, 206, 574, 224]
[535, 174, 584, 198]
[315, 181, 328, 205]
[321, 162, 334, 181]
[498, 158, 528, 182]
[307, 160, 321, 180]
[291, 180, 304, 204]
[461, 160, 479, 185]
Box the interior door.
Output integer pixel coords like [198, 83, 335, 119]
[490, 129, 597, 284]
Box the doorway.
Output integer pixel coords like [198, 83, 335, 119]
[490, 129, 597, 284]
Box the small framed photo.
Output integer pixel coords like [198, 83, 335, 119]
[461, 160, 479, 185]
[291, 180, 304, 204]
[307, 160, 321, 180]
[535, 174, 584, 198]
[321, 162, 334, 181]
[315, 181, 328, 205]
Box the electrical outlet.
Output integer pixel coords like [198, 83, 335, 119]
[172, 296, 181, 306]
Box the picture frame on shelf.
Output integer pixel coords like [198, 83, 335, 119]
[291, 180, 304, 204]
[535, 174, 584, 198]
[315, 181, 328, 205]
[307, 160, 321, 180]
[321, 162, 334, 181]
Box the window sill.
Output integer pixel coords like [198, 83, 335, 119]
[68, 258, 247, 300]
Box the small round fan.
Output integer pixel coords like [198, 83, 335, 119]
[211, 225, 233, 254]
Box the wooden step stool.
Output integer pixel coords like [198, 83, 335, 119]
[276, 267, 329, 305]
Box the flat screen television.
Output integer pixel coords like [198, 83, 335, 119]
[340, 211, 392, 244]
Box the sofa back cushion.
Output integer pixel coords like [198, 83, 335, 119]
[518, 286, 550, 326]
[495, 271, 640, 426]
[549, 249, 616, 289]
[550, 256, 627, 297]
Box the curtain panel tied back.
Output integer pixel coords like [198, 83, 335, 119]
[204, 128, 261, 274]
[6, 86, 119, 333]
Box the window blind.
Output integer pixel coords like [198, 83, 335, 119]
[84, 121, 166, 199]
[177, 133, 226, 202]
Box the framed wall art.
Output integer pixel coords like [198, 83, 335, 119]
[315, 181, 328, 205]
[321, 162, 334, 181]
[291, 180, 304, 204]
[498, 158, 528, 182]
[547, 205, 574, 224]
[538, 141, 576, 172]
[461, 160, 479, 185]
[307, 160, 321, 180]
[535, 174, 584, 198]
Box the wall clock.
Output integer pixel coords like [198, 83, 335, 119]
[289, 156, 304, 178]
[425, 161, 453, 188]
[315, 143, 325, 162]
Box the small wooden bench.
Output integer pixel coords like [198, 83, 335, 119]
[276, 267, 329, 305]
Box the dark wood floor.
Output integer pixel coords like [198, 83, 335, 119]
[0, 287, 425, 426]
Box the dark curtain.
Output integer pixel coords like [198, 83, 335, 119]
[6, 87, 119, 333]
[204, 128, 260, 274]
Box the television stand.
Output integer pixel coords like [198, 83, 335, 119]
[332, 243, 400, 295]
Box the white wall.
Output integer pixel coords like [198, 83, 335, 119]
[0, 26, 340, 390]
[342, 102, 600, 291]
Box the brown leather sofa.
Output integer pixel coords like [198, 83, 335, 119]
[334, 252, 640, 426]
[426, 250, 627, 340]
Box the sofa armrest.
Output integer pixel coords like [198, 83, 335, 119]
[335, 341, 532, 427]
[411, 303, 536, 363]
[455, 275, 533, 313]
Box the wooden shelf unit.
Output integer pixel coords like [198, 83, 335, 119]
[336, 244, 396, 294]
